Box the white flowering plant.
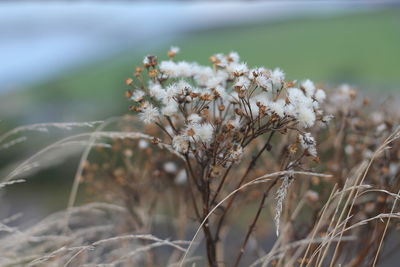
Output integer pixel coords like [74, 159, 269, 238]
[124, 47, 330, 266]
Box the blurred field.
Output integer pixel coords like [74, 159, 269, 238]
[179, 10, 400, 87]
[1, 9, 399, 126]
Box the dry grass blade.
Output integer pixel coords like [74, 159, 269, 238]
[179, 171, 332, 267]
[62, 234, 190, 267]
[252, 236, 355, 267]
[0, 121, 103, 144]
[63, 117, 185, 232]
[0, 179, 25, 189]
[0, 136, 27, 151]
[372, 189, 400, 266]
[328, 128, 400, 267]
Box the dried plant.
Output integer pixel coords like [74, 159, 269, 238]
[0, 48, 399, 267]
[122, 48, 331, 266]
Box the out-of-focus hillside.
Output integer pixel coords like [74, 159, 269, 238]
[1, 9, 399, 127]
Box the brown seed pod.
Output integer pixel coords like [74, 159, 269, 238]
[125, 78, 133, 85]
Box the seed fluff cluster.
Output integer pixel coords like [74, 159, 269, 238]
[126, 47, 327, 170]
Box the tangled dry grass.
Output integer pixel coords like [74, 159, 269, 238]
[0, 49, 399, 267]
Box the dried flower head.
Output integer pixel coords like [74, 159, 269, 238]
[125, 49, 328, 171]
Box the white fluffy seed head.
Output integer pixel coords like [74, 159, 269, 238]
[187, 114, 202, 124]
[270, 68, 285, 85]
[315, 89, 326, 103]
[131, 90, 145, 102]
[159, 61, 178, 77]
[148, 82, 165, 100]
[162, 102, 179, 117]
[299, 133, 317, 157]
[234, 76, 250, 89]
[229, 51, 240, 62]
[297, 107, 316, 128]
[139, 103, 160, 124]
[270, 99, 286, 118]
[302, 79, 316, 97]
[193, 123, 214, 143]
[255, 75, 272, 90]
[172, 135, 189, 154]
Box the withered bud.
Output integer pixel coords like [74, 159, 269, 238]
[349, 89, 358, 99]
[149, 69, 157, 78]
[209, 55, 219, 64]
[270, 113, 279, 123]
[279, 128, 288, 135]
[259, 105, 266, 115]
[225, 122, 234, 130]
[125, 78, 133, 85]
[288, 143, 298, 154]
[200, 94, 213, 101]
[216, 134, 225, 143]
[201, 108, 210, 117]
[125, 90, 133, 98]
[129, 105, 141, 112]
[312, 156, 320, 163]
[233, 71, 242, 77]
[144, 55, 157, 68]
[187, 128, 195, 137]
[190, 92, 199, 98]
[235, 108, 243, 116]
[285, 81, 296, 88]
[213, 89, 220, 97]
[210, 165, 223, 178]
[311, 176, 320, 186]
[151, 137, 161, 145]
[218, 104, 225, 111]
[167, 50, 176, 58]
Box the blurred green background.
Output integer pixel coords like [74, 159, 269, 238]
[2, 8, 399, 126]
[1, 4, 399, 224]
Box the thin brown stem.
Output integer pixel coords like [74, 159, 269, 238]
[214, 132, 275, 242]
[232, 176, 280, 267]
